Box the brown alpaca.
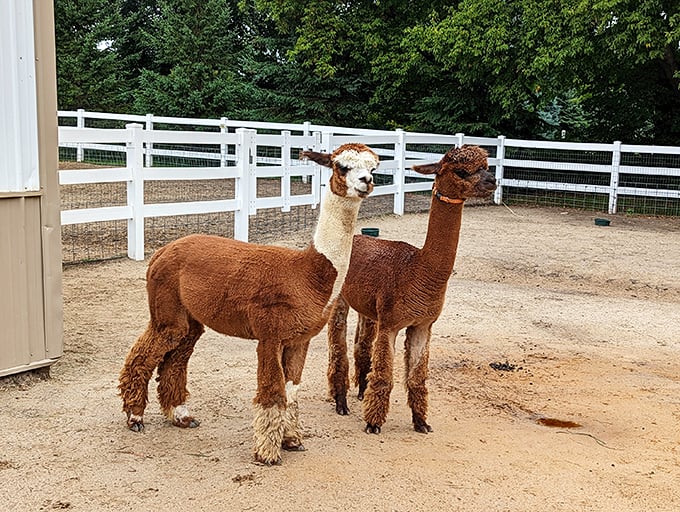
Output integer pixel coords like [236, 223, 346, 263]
[327, 145, 496, 434]
[118, 143, 377, 465]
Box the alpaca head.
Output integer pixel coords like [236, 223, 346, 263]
[300, 143, 378, 199]
[411, 145, 496, 201]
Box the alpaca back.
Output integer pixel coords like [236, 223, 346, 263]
[146, 234, 337, 341]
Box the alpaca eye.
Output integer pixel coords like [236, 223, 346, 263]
[337, 165, 350, 175]
[454, 169, 470, 178]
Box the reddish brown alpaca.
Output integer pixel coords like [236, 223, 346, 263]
[118, 143, 377, 465]
[327, 145, 496, 434]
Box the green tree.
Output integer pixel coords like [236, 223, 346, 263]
[254, 0, 449, 128]
[131, 0, 259, 118]
[118, 0, 160, 77]
[54, 0, 680, 143]
[55, 0, 131, 111]
[374, 0, 680, 142]
[580, 1, 680, 143]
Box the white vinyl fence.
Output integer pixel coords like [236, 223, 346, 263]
[58, 110, 680, 261]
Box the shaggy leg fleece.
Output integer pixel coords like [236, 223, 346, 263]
[362, 378, 393, 433]
[252, 404, 286, 465]
[282, 382, 304, 451]
[119, 327, 169, 429]
[362, 330, 395, 433]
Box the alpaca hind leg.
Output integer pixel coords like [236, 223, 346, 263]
[327, 297, 351, 415]
[354, 315, 378, 400]
[119, 324, 180, 431]
[404, 324, 433, 433]
[156, 320, 204, 428]
[281, 339, 311, 451]
[362, 329, 396, 434]
[252, 340, 287, 465]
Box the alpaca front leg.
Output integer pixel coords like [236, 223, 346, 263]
[362, 329, 396, 434]
[119, 325, 174, 432]
[327, 297, 351, 415]
[405, 324, 433, 433]
[253, 402, 286, 465]
[156, 321, 203, 428]
[252, 341, 286, 465]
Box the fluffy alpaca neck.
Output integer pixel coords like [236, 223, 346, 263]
[313, 190, 362, 306]
[420, 196, 464, 280]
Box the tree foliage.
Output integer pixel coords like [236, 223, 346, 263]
[130, 0, 254, 117]
[54, 0, 680, 143]
[55, 0, 132, 112]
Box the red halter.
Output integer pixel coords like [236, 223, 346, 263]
[432, 187, 464, 205]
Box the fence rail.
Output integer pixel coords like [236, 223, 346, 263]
[58, 110, 680, 262]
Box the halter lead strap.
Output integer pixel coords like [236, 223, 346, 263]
[432, 187, 465, 205]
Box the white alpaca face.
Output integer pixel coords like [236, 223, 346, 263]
[334, 149, 377, 198]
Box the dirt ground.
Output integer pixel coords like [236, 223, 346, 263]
[2, 205, 680, 511]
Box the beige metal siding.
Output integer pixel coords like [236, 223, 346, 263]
[34, 0, 63, 365]
[0, 197, 48, 374]
[0, 0, 62, 377]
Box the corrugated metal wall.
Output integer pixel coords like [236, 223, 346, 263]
[0, 0, 62, 377]
[0, 197, 49, 373]
[0, 0, 40, 193]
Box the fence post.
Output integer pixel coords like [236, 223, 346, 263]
[455, 132, 465, 148]
[126, 123, 145, 260]
[302, 121, 312, 183]
[310, 131, 322, 208]
[318, 132, 333, 206]
[609, 141, 621, 214]
[76, 108, 85, 161]
[282, 130, 291, 212]
[494, 135, 505, 205]
[234, 128, 256, 241]
[220, 117, 229, 168]
[393, 129, 405, 215]
[144, 114, 154, 168]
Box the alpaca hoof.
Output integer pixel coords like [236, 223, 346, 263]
[173, 417, 201, 429]
[282, 441, 306, 452]
[254, 454, 282, 466]
[365, 423, 381, 434]
[126, 413, 144, 432]
[357, 391, 364, 401]
[414, 422, 433, 434]
[334, 394, 350, 415]
[171, 405, 200, 428]
[412, 414, 432, 434]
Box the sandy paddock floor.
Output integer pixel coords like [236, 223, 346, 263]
[2, 205, 680, 511]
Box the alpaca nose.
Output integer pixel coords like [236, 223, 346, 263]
[360, 174, 373, 185]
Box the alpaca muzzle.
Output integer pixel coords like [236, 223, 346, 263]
[483, 174, 497, 192]
[350, 170, 374, 198]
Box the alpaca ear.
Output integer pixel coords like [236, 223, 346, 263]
[410, 162, 441, 175]
[300, 150, 333, 168]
